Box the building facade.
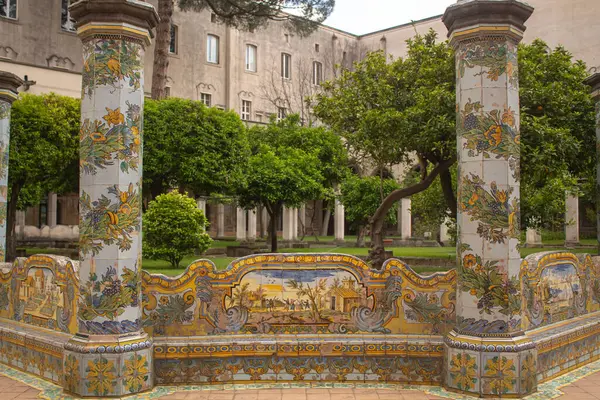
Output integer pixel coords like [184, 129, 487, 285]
[1, 0, 599, 239]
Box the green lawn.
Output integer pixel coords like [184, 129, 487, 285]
[21, 243, 598, 277]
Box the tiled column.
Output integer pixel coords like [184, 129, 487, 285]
[217, 203, 225, 238]
[565, 192, 580, 246]
[63, 1, 158, 397]
[47, 192, 58, 228]
[236, 207, 247, 242]
[586, 73, 600, 254]
[0, 72, 23, 261]
[443, 1, 536, 397]
[247, 208, 257, 242]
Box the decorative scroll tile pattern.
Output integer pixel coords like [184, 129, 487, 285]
[141, 254, 457, 336]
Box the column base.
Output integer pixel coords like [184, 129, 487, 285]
[565, 241, 580, 248]
[444, 330, 537, 397]
[63, 331, 153, 397]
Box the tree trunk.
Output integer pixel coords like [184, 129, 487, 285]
[368, 157, 456, 269]
[269, 206, 279, 252]
[356, 225, 366, 247]
[6, 181, 22, 262]
[440, 167, 457, 220]
[321, 206, 331, 237]
[151, 0, 174, 100]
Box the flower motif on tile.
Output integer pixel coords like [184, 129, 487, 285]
[142, 293, 195, 335]
[82, 39, 142, 98]
[79, 101, 141, 175]
[63, 354, 80, 393]
[79, 262, 140, 322]
[123, 354, 149, 393]
[0, 141, 9, 182]
[459, 100, 520, 163]
[86, 356, 117, 396]
[521, 352, 537, 393]
[483, 355, 516, 394]
[460, 173, 519, 243]
[458, 243, 521, 317]
[449, 353, 478, 391]
[458, 41, 518, 87]
[79, 182, 141, 256]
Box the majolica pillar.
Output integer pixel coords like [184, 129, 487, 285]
[0, 72, 23, 262]
[63, 1, 158, 397]
[443, 1, 536, 397]
[585, 73, 600, 254]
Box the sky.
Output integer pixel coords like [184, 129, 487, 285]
[323, 0, 455, 35]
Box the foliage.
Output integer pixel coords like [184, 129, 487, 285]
[142, 191, 212, 267]
[143, 98, 249, 199]
[314, 30, 456, 267]
[236, 115, 347, 251]
[8, 93, 79, 259]
[519, 39, 596, 226]
[340, 175, 399, 228]
[9, 93, 80, 206]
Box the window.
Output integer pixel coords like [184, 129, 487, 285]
[277, 107, 287, 121]
[211, 13, 217, 23]
[206, 34, 219, 64]
[315, 43, 320, 53]
[1, 0, 17, 19]
[241, 100, 252, 121]
[200, 93, 212, 107]
[312, 61, 323, 85]
[284, 34, 289, 43]
[281, 53, 291, 79]
[165, 87, 171, 98]
[61, 0, 75, 31]
[245, 44, 257, 72]
[169, 25, 178, 54]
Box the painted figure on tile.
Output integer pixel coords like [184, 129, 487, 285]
[82, 39, 143, 98]
[79, 182, 141, 256]
[20, 267, 63, 320]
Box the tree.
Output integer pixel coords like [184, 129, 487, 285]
[236, 114, 347, 252]
[519, 39, 595, 229]
[340, 175, 400, 247]
[8, 93, 79, 260]
[315, 31, 456, 268]
[401, 40, 596, 235]
[143, 191, 212, 268]
[151, 0, 335, 100]
[143, 98, 249, 201]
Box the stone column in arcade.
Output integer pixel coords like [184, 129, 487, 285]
[62, 0, 158, 397]
[443, 0, 537, 396]
[0, 72, 23, 262]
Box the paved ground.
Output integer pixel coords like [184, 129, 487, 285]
[1, 371, 600, 399]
